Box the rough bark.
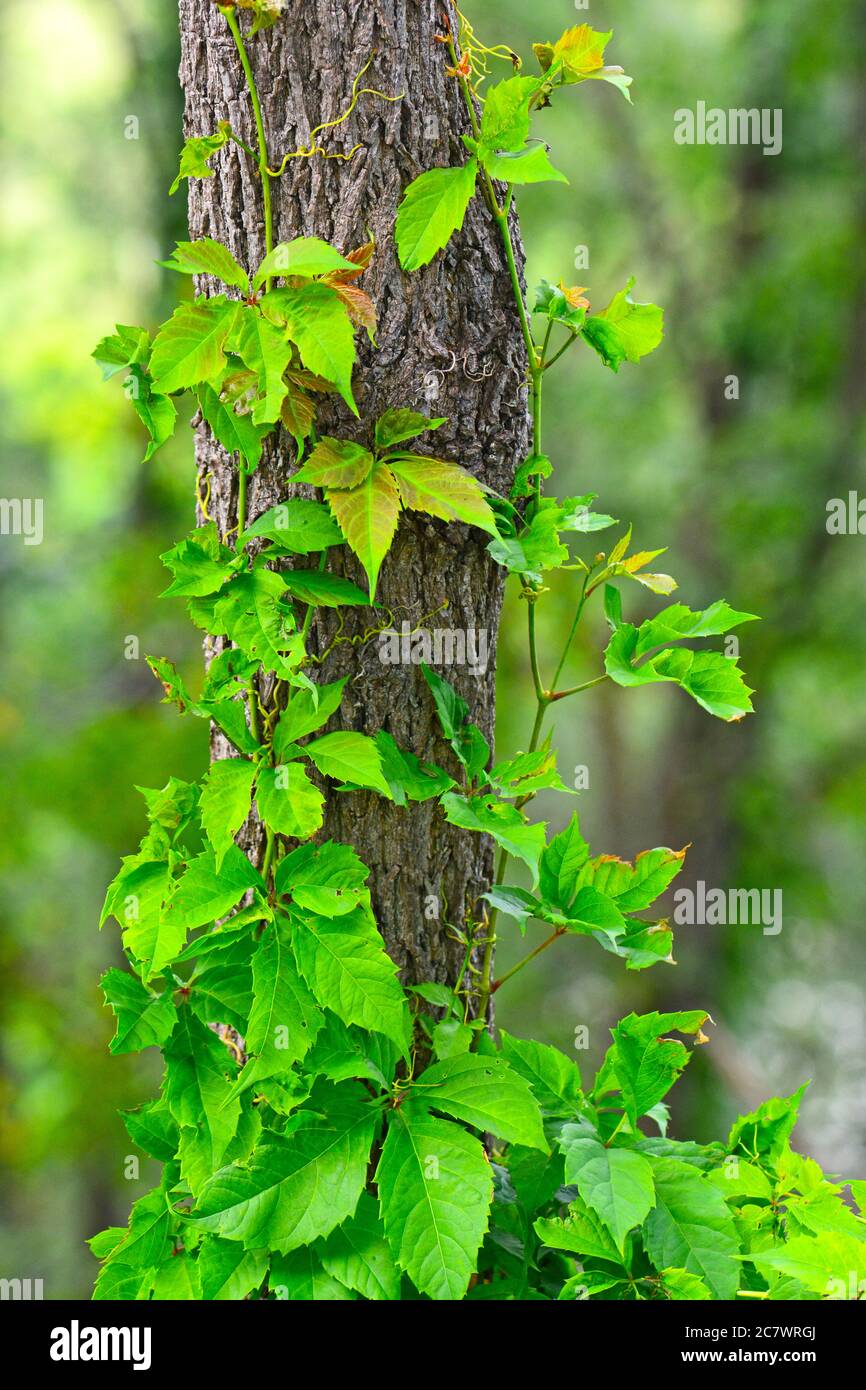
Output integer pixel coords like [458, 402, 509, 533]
[177, 1, 530, 990]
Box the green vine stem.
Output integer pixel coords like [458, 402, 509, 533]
[221, 6, 274, 273]
[449, 40, 561, 1024]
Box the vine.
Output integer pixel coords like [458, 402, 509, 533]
[90, 5, 866, 1303]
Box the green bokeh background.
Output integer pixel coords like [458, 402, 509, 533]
[1, 0, 863, 1298]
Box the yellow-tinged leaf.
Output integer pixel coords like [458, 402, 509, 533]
[386, 454, 498, 534]
[631, 572, 678, 595]
[327, 463, 401, 599]
[549, 25, 612, 77]
[279, 382, 316, 447]
[621, 548, 667, 573]
[294, 437, 374, 489]
[607, 526, 632, 565]
[558, 24, 610, 68]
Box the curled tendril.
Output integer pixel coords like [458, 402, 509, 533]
[267, 56, 403, 175]
[453, 6, 520, 92]
[196, 470, 214, 524]
[310, 599, 450, 666]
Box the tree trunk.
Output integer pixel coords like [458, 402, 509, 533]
[177, 1, 530, 993]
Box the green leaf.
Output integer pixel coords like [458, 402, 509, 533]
[236, 916, 323, 1093]
[271, 681, 346, 758]
[87, 1228, 127, 1261]
[431, 1018, 473, 1060]
[199, 758, 255, 870]
[608, 1011, 710, 1126]
[163, 846, 264, 934]
[303, 1013, 397, 1092]
[747, 1233, 866, 1296]
[387, 453, 498, 533]
[135, 776, 200, 833]
[706, 1159, 773, 1203]
[120, 1100, 179, 1163]
[376, 1103, 493, 1300]
[151, 1252, 202, 1300]
[441, 792, 546, 884]
[101, 968, 176, 1054]
[230, 305, 293, 424]
[256, 762, 325, 840]
[163, 1009, 242, 1191]
[559, 885, 626, 939]
[159, 525, 239, 599]
[480, 142, 568, 185]
[584, 846, 686, 911]
[276, 840, 369, 917]
[253, 236, 356, 290]
[373, 730, 455, 805]
[535, 1200, 624, 1264]
[198, 1239, 267, 1301]
[412, 1053, 546, 1150]
[642, 1157, 741, 1300]
[605, 609, 757, 722]
[291, 909, 408, 1052]
[125, 366, 178, 462]
[728, 1085, 809, 1164]
[110, 862, 181, 981]
[499, 1030, 582, 1116]
[302, 730, 391, 797]
[269, 1247, 356, 1300]
[92, 323, 149, 380]
[161, 237, 249, 292]
[210, 569, 306, 680]
[417, 665, 491, 775]
[169, 128, 230, 195]
[150, 300, 238, 395]
[582, 278, 664, 372]
[192, 1082, 377, 1249]
[319, 1191, 401, 1301]
[488, 747, 570, 799]
[487, 508, 569, 581]
[374, 408, 446, 451]
[480, 75, 543, 152]
[188, 941, 254, 1034]
[92, 1263, 154, 1301]
[326, 461, 401, 600]
[510, 450, 552, 500]
[109, 1186, 174, 1270]
[420, 662, 469, 741]
[635, 600, 759, 651]
[281, 569, 372, 609]
[604, 919, 674, 972]
[660, 1267, 712, 1300]
[557, 1124, 656, 1252]
[395, 160, 479, 271]
[242, 497, 342, 552]
[197, 383, 267, 470]
[539, 813, 590, 908]
[262, 283, 357, 413]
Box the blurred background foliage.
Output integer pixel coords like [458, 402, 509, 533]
[0, 0, 863, 1297]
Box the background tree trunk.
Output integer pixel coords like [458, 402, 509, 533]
[177, 0, 530, 993]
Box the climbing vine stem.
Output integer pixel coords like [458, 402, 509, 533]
[222, 6, 274, 271]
